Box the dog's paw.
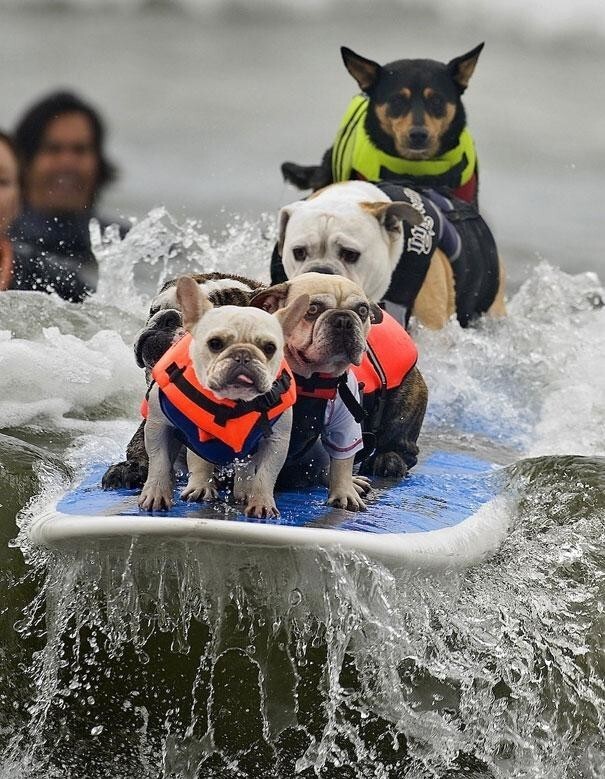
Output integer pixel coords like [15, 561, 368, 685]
[374, 452, 408, 478]
[352, 475, 372, 496]
[138, 481, 173, 511]
[244, 497, 280, 519]
[180, 481, 218, 503]
[327, 487, 367, 512]
[102, 460, 148, 490]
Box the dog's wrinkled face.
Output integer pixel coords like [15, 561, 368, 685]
[341, 43, 483, 160]
[250, 272, 382, 379]
[177, 276, 308, 401]
[135, 273, 268, 375]
[278, 181, 422, 302]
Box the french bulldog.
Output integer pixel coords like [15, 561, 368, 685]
[272, 180, 506, 329]
[102, 272, 265, 491]
[250, 272, 428, 507]
[139, 275, 308, 518]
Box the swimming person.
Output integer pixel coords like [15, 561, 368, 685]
[8, 91, 125, 302]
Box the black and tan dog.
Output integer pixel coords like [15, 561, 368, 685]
[282, 44, 484, 204]
[101, 272, 264, 490]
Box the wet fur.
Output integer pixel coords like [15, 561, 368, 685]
[359, 367, 427, 478]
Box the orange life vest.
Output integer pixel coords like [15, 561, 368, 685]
[146, 333, 296, 465]
[353, 311, 418, 393]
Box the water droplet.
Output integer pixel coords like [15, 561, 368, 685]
[90, 725, 104, 736]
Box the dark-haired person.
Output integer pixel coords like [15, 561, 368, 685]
[0, 132, 20, 291]
[9, 91, 125, 303]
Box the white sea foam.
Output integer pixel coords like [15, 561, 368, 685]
[416, 262, 604, 457]
[0, 323, 141, 431]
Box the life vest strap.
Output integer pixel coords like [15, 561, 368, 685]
[294, 372, 366, 424]
[361, 340, 389, 435]
[335, 374, 366, 424]
[165, 363, 292, 428]
[295, 373, 341, 398]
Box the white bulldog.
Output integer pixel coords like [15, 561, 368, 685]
[277, 180, 506, 329]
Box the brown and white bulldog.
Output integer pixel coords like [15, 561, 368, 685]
[250, 273, 428, 508]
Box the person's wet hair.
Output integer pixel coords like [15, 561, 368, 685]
[13, 91, 117, 201]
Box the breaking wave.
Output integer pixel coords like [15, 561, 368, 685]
[0, 210, 603, 776]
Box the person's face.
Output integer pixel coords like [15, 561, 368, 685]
[25, 112, 100, 213]
[0, 140, 20, 234]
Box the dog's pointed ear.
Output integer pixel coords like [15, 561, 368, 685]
[361, 201, 423, 233]
[248, 283, 290, 314]
[176, 276, 212, 332]
[369, 302, 384, 325]
[447, 42, 484, 93]
[341, 46, 381, 93]
[274, 293, 310, 339]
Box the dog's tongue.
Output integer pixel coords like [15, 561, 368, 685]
[235, 373, 255, 386]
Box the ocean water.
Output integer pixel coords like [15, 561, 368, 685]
[0, 2, 604, 777]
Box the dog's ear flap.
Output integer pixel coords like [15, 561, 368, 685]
[277, 204, 299, 256]
[361, 201, 423, 233]
[176, 276, 212, 332]
[248, 283, 290, 314]
[447, 42, 484, 93]
[341, 46, 381, 92]
[274, 293, 310, 339]
[369, 302, 384, 325]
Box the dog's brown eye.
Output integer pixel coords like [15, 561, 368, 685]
[426, 93, 445, 116]
[340, 248, 360, 264]
[292, 246, 307, 262]
[387, 94, 410, 116]
[207, 337, 224, 352]
[306, 303, 321, 318]
[357, 304, 369, 320]
[262, 342, 277, 358]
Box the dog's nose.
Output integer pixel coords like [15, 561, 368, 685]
[230, 348, 253, 364]
[332, 312, 354, 331]
[408, 126, 429, 148]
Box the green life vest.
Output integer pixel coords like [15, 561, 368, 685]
[331, 94, 477, 189]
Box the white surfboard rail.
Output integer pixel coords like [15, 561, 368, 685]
[28, 495, 509, 570]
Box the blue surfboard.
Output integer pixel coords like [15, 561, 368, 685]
[29, 450, 508, 568]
